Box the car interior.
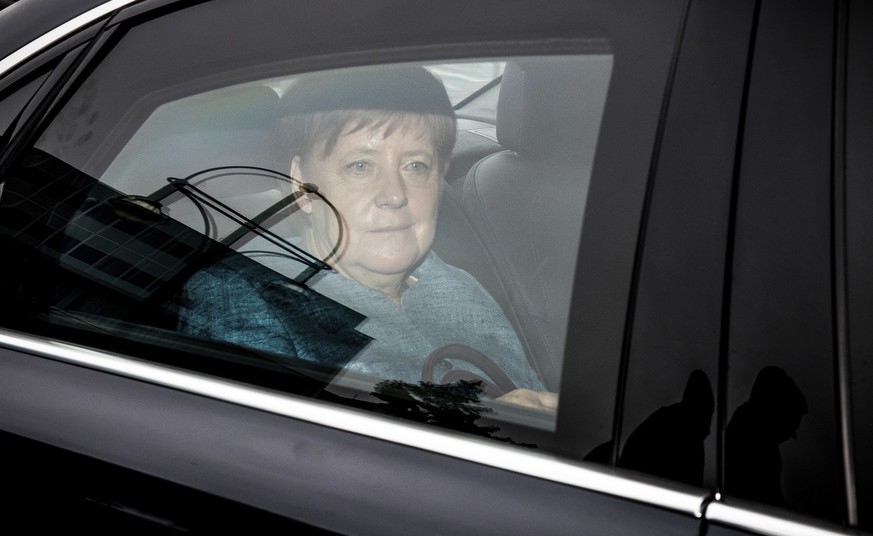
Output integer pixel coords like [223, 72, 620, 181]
[450, 57, 611, 390]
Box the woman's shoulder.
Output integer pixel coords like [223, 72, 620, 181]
[182, 253, 307, 317]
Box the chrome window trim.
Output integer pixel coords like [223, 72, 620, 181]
[704, 501, 850, 536]
[0, 0, 139, 78]
[0, 327, 708, 517]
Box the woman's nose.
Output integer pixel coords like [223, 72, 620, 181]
[374, 169, 408, 208]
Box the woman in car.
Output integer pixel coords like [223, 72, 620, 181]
[180, 65, 553, 409]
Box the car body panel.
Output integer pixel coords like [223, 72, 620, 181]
[0, 333, 705, 534]
[0, 0, 869, 534]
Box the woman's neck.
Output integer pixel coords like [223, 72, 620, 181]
[304, 231, 409, 305]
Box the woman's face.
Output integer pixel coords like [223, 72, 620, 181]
[292, 118, 442, 295]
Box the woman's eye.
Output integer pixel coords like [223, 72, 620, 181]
[406, 161, 430, 174]
[346, 161, 371, 174]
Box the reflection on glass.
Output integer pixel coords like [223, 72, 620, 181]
[371, 379, 533, 446]
[618, 370, 714, 486]
[583, 371, 715, 488]
[725, 366, 808, 507]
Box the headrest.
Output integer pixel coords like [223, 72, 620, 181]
[496, 57, 612, 161]
[280, 65, 454, 119]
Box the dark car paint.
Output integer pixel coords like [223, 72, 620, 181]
[0, 0, 870, 534]
[0, 348, 705, 534]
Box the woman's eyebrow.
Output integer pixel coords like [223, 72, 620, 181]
[402, 152, 435, 161]
[342, 147, 380, 157]
[400, 146, 436, 157]
[342, 146, 434, 159]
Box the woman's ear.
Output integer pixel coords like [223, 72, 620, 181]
[290, 156, 312, 214]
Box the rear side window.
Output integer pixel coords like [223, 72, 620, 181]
[0, 0, 680, 457]
[2, 47, 608, 451]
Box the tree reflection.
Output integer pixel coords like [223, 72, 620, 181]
[371, 379, 530, 446]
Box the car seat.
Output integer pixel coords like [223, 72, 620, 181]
[459, 58, 611, 390]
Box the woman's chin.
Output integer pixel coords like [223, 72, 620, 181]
[362, 260, 418, 278]
[351, 252, 422, 278]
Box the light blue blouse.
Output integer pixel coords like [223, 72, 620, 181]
[179, 250, 543, 391]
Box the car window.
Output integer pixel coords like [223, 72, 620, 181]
[0, 0, 623, 450]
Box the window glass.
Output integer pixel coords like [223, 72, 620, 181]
[0, 1, 616, 449]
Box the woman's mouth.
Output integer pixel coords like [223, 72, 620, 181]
[372, 224, 412, 233]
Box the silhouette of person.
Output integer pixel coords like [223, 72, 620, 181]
[725, 366, 808, 507]
[618, 370, 715, 486]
